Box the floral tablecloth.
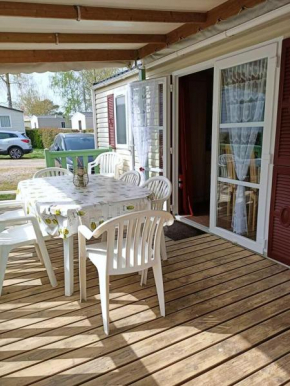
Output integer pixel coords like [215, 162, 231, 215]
[17, 175, 151, 238]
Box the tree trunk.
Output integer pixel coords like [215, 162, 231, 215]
[5, 73, 12, 108]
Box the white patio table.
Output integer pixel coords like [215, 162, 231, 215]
[17, 174, 152, 296]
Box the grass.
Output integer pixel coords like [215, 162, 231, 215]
[0, 194, 16, 201]
[0, 148, 45, 159]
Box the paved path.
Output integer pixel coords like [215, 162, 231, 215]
[0, 159, 45, 168]
[0, 158, 46, 191]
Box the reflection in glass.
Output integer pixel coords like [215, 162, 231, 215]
[116, 95, 127, 145]
[217, 58, 267, 236]
[217, 182, 259, 240]
[219, 128, 262, 183]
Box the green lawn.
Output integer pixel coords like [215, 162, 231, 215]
[0, 148, 45, 159]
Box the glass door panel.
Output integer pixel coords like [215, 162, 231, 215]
[216, 58, 268, 241]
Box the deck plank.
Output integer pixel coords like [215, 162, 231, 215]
[0, 234, 289, 386]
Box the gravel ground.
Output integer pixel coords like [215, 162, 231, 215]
[0, 158, 46, 191]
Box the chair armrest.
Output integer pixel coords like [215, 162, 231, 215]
[78, 225, 94, 240]
[0, 200, 25, 209]
[0, 214, 37, 225]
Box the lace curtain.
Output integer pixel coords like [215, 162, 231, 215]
[129, 81, 158, 183]
[221, 58, 267, 235]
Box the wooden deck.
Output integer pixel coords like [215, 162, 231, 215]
[0, 233, 290, 385]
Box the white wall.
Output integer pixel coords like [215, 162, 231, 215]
[93, 87, 132, 175]
[71, 112, 86, 131]
[71, 112, 94, 130]
[30, 115, 38, 129]
[0, 107, 25, 132]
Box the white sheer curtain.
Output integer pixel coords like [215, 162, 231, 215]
[221, 59, 267, 235]
[129, 81, 158, 183]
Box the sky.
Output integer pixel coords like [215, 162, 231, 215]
[0, 72, 64, 109]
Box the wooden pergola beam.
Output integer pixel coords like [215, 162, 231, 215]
[138, 0, 267, 59]
[0, 49, 138, 63]
[0, 33, 167, 44]
[0, 2, 207, 23]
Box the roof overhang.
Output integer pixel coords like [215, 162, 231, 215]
[0, 0, 288, 74]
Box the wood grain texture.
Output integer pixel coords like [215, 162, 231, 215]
[138, 0, 267, 58]
[0, 2, 207, 23]
[0, 49, 138, 63]
[0, 233, 289, 385]
[0, 33, 167, 44]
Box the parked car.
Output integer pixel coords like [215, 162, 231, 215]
[0, 130, 33, 159]
[49, 133, 95, 172]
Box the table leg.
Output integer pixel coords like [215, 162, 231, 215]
[64, 236, 74, 296]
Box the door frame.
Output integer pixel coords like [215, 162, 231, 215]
[172, 38, 282, 254]
[128, 76, 171, 181]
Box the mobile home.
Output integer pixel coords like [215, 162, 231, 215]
[92, 4, 290, 265]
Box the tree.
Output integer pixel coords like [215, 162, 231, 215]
[50, 68, 120, 117]
[18, 88, 60, 115]
[0, 73, 29, 108]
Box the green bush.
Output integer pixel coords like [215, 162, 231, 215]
[26, 129, 44, 148]
[26, 128, 78, 149]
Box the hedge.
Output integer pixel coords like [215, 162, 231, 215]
[26, 129, 44, 148]
[26, 128, 93, 149]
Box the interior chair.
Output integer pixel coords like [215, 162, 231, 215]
[33, 167, 72, 178]
[88, 152, 122, 177]
[142, 176, 172, 262]
[119, 170, 141, 186]
[78, 209, 174, 335]
[0, 214, 57, 295]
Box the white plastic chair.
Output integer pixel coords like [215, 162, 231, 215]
[88, 152, 122, 177]
[78, 209, 174, 335]
[0, 214, 57, 295]
[33, 167, 72, 178]
[119, 170, 141, 186]
[0, 200, 26, 232]
[142, 176, 173, 261]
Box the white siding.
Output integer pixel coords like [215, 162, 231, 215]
[0, 107, 25, 132]
[94, 88, 132, 175]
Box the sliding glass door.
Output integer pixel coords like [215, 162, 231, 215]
[210, 43, 278, 253]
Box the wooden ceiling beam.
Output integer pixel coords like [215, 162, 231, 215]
[0, 49, 138, 63]
[0, 2, 207, 23]
[138, 0, 267, 59]
[0, 33, 167, 44]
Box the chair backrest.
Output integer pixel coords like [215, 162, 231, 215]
[91, 210, 173, 274]
[119, 170, 141, 186]
[88, 152, 122, 176]
[142, 176, 172, 210]
[33, 167, 71, 178]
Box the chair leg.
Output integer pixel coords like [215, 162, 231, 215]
[152, 260, 165, 317]
[0, 247, 9, 296]
[160, 231, 167, 260]
[140, 268, 148, 286]
[34, 243, 44, 265]
[79, 250, 87, 302]
[36, 240, 57, 288]
[97, 264, 110, 335]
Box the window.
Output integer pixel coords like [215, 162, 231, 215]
[0, 115, 11, 128]
[115, 95, 127, 145]
[61, 122, 65, 128]
[0, 132, 17, 139]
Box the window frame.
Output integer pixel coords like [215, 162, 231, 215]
[0, 114, 12, 129]
[114, 87, 129, 149]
